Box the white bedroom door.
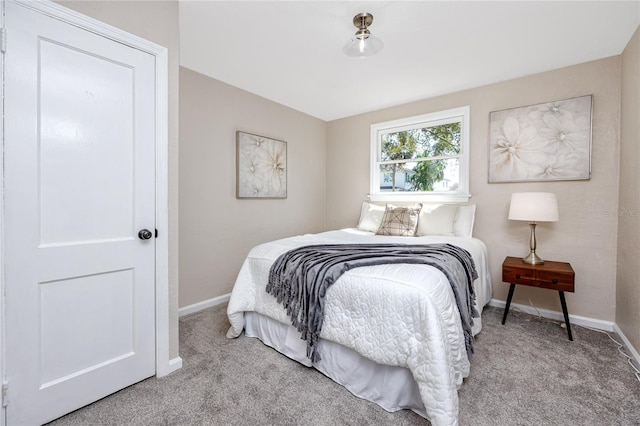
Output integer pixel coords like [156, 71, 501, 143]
[4, 2, 157, 424]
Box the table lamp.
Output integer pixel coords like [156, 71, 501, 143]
[508, 192, 559, 265]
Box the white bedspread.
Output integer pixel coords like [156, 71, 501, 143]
[227, 228, 492, 426]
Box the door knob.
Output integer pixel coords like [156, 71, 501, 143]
[138, 229, 153, 240]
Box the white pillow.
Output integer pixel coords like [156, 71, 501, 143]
[454, 204, 476, 237]
[416, 204, 458, 236]
[357, 201, 386, 232]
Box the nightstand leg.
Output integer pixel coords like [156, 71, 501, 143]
[502, 283, 516, 325]
[559, 291, 573, 341]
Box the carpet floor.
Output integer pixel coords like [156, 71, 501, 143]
[49, 305, 640, 425]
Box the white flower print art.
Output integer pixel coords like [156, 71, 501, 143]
[489, 95, 592, 182]
[236, 131, 287, 198]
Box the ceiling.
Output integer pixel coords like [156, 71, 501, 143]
[179, 1, 640, 121]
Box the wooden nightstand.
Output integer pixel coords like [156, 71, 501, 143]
[501, 256, 575, 340]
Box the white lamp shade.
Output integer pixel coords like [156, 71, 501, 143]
[508, 192, 559, 222]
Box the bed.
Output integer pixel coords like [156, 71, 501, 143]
[226, 203, 492, 426]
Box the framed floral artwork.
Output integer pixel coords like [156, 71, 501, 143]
[236, 131, 287, 198]
[488, 95, 592, 183]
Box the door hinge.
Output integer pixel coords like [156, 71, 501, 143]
[0, 28, 6, 54]
[2, 383, 8, 407]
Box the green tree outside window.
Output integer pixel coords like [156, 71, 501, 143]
[381, 123, 461, 192]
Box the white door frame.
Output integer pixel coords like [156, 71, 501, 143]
[0, 1, 176, 423]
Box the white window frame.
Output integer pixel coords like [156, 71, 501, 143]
[369, 106, 471, 203]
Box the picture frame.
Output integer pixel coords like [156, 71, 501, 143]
[488, 95, 593, 183]
[236, 131, 287, 199]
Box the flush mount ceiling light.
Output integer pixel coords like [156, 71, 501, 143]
[343, 12, 383, 58]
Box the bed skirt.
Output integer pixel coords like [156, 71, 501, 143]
[244, 311, 429, 419]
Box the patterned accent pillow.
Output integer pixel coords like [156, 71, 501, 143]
[376, 204, 422, 236]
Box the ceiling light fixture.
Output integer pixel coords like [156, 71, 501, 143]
[343, 12, 383, 58]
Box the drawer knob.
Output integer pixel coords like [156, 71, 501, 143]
[515, 273, 520, 279]
[552, 279, 558, 284]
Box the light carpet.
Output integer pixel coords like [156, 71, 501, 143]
[49, 305, 640, 425]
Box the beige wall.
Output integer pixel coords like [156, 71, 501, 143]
[617, 27, 640, 354]
[327, 57, 622, 322]
[57, 0, 181, 360]
[53, 0, 637, 358]
[178, 67, 326, 307]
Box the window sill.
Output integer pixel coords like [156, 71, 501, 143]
[367, 193, 471, 204]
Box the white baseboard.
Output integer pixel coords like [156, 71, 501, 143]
[488, 298, 615, 331]
[167, 356, 182, 374]
[179, 293, 231, 317]
[157, 355, 182, 377]
[613, 323, 640, 368]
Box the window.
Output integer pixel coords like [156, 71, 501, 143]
[370, 106, 470, 202]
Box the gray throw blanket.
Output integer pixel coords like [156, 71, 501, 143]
[267, 243, 479, 363]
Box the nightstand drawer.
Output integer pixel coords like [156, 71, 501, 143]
[502, 266, 534, 284]
[535, 270, 574, 292]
